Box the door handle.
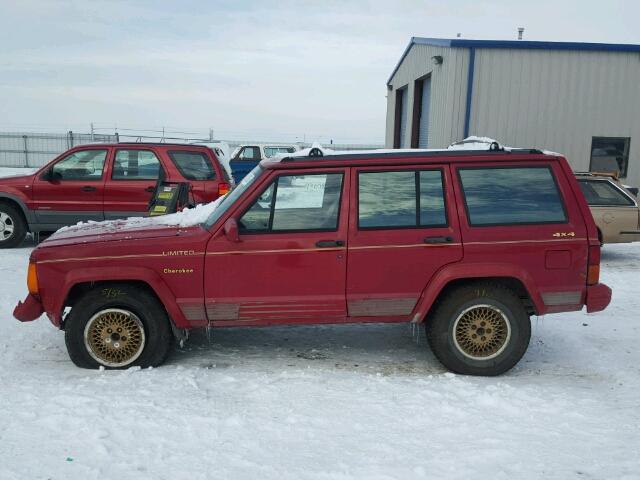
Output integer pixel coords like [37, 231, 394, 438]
[424, 236, 453, 244]
[81, 186, 97, 192]
[145, 186, 156, 193]
[316, 240, 345, 248]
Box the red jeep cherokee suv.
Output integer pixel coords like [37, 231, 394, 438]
[14, 148, 611, 375]
[0, 143, 230, 248]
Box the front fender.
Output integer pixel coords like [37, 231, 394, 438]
[45, 266, 191, 329]
[412, 262, 543, 322]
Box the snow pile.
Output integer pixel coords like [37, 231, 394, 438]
[0, 242, 639, 478]
[56, 196, 224, 235]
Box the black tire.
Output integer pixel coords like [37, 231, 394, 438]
[64, 283, 174, 369]
[425, 282, 531, 376]
[0, 203, 27, 248]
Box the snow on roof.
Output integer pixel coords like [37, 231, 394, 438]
[272, 138, 554, 160]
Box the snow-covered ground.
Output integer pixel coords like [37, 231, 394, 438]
[1, 168, 639, 479]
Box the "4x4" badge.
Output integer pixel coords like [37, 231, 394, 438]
[552, 232, 576, 237]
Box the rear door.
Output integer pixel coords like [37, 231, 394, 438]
[453, 160, 588, 312]
[103, 148, 164, 219]
[346, 164, 463, 320]
[32, 147, 108, 226]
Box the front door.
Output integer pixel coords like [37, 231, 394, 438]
[32, 147, 108, 227]
[103, 148, 163, 219]
[346, 165, 463, 320]
[204, 168, 349, 326]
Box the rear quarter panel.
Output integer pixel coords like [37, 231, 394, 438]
[445, 157, 590, 315]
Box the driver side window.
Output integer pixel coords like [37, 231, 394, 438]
[51, 150, 107, 181]
[239, 172, 344, 233]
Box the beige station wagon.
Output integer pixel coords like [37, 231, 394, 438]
[577, 173, 640, 244]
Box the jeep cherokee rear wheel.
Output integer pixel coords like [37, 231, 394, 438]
[65, 284, 174, 369]
[426, 282, 531, 376]
[0, 204, 27, 249]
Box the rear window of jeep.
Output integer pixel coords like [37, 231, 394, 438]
[458, 166, 567, 226]
[168, 151, 216, 180]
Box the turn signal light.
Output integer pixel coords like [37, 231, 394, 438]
[218, 182, 230, 196]
[27, 262, 39, 295]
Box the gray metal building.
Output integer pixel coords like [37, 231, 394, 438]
[385, 38, 640, 187]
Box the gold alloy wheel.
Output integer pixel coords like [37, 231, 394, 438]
[83, 309, 146, 367]
[452, 304, 512, 360]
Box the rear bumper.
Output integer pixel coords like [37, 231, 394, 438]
[586, 283, 612, 313]
[13, 294, 44, 322]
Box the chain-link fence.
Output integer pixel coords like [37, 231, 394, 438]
[0, 132, 117, 168]
[0, 131, 384, 168]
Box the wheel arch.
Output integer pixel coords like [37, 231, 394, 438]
[56, 267, 192, 330]
[414, 263, 542, 323]
[0, 194, 32, 229]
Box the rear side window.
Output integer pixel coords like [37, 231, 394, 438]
[358, 169, 447, 229]
[168, 151, 216, 180]
[578, 180, 635, 206]
[458, 166, 567, 226]
[239, 173, 344, 233]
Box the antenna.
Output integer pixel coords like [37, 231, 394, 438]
[518, 27, 524, 40]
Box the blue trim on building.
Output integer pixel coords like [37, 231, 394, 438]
[387, 37, 640, 85]
[463, 48, 476, 138]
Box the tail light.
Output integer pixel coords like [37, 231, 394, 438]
[217, 182, 230, 197]
[587, 245, 600, 285]
[27, 261, 39, 295]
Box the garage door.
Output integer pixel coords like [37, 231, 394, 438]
[418, 77, 431, 148]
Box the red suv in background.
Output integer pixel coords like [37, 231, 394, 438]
[14, 148, 611, 375]
[0, 143, 231, 248]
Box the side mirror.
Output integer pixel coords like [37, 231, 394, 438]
[224, 218, 240, 243]
[42, 168, 61, 182]
[41, 168, 53, 181]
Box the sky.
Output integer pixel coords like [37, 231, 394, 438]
[1, 0, 639, 144]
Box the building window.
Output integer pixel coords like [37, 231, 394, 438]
[394, 87, 408, 148]
[458, 167, 567, 226]
[590, 137, 631, 178]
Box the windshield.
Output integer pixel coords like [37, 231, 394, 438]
[204, 164, 265, 229]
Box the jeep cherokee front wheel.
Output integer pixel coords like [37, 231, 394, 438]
[64, 284, 174, 369]
[426, 282, 531, 376]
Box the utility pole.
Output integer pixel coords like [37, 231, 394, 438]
[90, 122, 94, 141]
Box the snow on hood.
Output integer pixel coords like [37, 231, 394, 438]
[54, 196, 224, 236]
